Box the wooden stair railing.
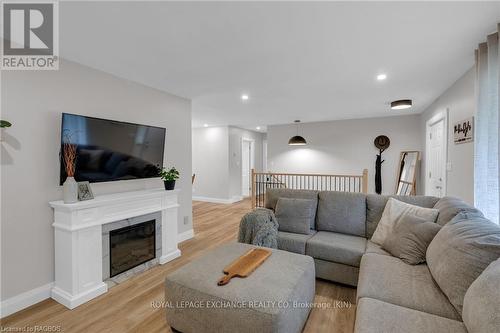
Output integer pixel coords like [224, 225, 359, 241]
[251, 169, 368, 209]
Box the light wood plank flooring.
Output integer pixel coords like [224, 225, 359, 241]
[1, 199, 356, 333]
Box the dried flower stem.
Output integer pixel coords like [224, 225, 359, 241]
[63, 134, 77, 177]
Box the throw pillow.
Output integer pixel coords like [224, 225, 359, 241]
[382, 214, 441, 265]
[426, 211, 500, 315]
[371, 198, 439, 245]
[275, 198, 316, 235]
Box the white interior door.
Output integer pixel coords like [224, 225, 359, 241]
[241, 140, 252, 197]
[427, 117, 446, 197]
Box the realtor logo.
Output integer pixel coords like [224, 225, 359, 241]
[1, 1, 59, 70]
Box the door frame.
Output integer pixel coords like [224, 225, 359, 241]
[241, 137, 255, 197]
[425, 108, 449, 196]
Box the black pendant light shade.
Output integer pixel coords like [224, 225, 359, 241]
[288, 135, 307, 145]
[288, 120, 307, 145]
[391, 99, 412, 110]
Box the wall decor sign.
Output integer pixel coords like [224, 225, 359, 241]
[454, 117, 474, 144]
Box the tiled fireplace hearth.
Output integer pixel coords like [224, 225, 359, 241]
[49, 189, 180, 309]
[102, 212, 162, 288]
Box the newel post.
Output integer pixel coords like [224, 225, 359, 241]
[362, 169, 368, 194]
[251, 168, 256, 209]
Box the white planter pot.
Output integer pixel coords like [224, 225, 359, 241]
[63, 177, 78, 204]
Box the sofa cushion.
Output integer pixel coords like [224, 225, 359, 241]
[265, 189, 318, 229]
[277, 230, 316, 255]
[357, 253, 460, 320]
[275, 198, 316, 235]
[354, 298, 467, 333]
[463, 258, 500, 333]
[366, 194, 439, 239]
[382, 214, 441, 265]
[306, 231, 366, 267]
[314, 258, 359, 287]
[426, 211, 500, 315]
[365, 240, 390, 256]
[371, 198, 439, 245]
[433, 196, 483, 226]
[316, 191, 366, 236]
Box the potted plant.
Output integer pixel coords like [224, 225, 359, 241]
[0, 120, 12, 128]
[158, 166, 180, 190]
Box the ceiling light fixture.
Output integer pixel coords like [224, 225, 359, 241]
[390, 99, 413, 110]
[241, 94, 249, 101]
[377, 74, 387, 81]
[203, 124, 209, 127]
[288, 120, 307, 146]
[256, 126, 261, 130]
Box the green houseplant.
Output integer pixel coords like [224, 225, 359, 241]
[157, 166, 180, 190]
[0, 120, 12, 128]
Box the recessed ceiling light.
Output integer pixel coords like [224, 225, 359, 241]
[377, 74, 387, 81]
[203, 124, 209, 127]
[256, 126, 261, 130]
[241, 94, 249, 101]
[391, 99, 412, 110]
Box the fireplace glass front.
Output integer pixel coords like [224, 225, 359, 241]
[109, 220, 156, 277]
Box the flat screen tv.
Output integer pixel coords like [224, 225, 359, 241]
[60, 113, 165, 185]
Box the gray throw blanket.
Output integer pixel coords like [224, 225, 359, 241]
[238, 208, 279, 249]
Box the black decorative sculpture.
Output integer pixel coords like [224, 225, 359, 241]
[374, 135, 390, 194]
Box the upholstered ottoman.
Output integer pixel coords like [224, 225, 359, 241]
[164, 242, 315, 333]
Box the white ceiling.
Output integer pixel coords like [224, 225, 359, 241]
[59, 2, 500, 130]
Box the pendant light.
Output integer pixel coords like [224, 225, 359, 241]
[288, 120, 307, 146]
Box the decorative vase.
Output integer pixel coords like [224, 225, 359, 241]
[63, 177, 78, 203]
[163, 180, 176, 191]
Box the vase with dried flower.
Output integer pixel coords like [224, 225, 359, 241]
[62, 134, 78, 203]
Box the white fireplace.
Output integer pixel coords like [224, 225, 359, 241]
[49, 188, 181, 309]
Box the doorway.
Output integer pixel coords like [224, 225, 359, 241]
[241, 138, 255, 197]
[425, 110, 448, 197]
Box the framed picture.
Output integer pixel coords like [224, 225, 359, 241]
[454, 117, 474, 144]
[77, 181, 94, 201]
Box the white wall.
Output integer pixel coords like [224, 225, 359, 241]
[267, 115, 422, 194]
[1, 60, 192, 301]
[192, 126, 265, 201]
[420, 68, 475, 204]
[192, 126, 230, 200]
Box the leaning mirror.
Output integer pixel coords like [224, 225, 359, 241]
[396, 151, 420, 196]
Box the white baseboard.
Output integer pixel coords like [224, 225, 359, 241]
[51, 283, 107, 310]
[178, 229, 194, 242]
[192, 195, 243, 204]
[1, 229, 195, 318]
[0, 282, 54, 318]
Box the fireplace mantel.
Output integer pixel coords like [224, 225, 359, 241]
[49, 188, 181, 309]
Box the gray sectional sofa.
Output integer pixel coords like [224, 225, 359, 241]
[265, 189, 442, 286]
[263, 188, 500, 333]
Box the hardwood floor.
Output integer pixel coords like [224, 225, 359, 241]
[1, 199, 356, 333]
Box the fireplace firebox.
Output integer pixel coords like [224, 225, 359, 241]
[109, 220, 156, 277]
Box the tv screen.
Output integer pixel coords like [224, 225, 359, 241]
[60, 113, 165, 185]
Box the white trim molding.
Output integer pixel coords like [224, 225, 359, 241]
[178, 229, 195, 243]
[192, 195, 243, 204]
[0, 282, 54, 318]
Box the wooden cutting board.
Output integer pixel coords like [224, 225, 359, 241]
[217, 248, 272, 286]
